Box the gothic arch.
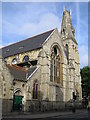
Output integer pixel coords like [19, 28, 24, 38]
[32, 80, 39, 99]
[14, 88, 22, 96]
[23, 55, 29, 62]
[13, 88, 23, 111]
[50, 43, 63, 86]
[50, 42, 64, 62]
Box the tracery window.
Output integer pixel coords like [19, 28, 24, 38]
[23, 55, 29, 62]
[12, 58, 17, 65]
[33, 81, 39, 99]
[50, 46, 61, 84]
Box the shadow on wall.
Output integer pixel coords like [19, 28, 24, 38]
[27, 90, 43, 112]
[65, 99, 83, 110]
[25, 88, 83, 112]
[27, 88, 65, 112]
[56, 86, 63, 101]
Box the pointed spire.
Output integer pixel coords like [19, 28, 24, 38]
[61, 8, 76, 41]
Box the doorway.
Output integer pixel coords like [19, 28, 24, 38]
[13, 89, 23, 111]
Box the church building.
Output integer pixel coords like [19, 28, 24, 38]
[0, 9, 82, 113]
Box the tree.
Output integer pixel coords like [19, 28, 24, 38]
[80, 66, 90, 98]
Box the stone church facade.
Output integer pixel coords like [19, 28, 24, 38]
[0, 10, 82, 113]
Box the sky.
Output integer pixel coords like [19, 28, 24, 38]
[1, 2, 88, 68]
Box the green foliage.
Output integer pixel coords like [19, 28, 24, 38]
[80, 66, 90, 97]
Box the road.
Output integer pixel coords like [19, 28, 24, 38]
[49, 111, 88, 119]
[1, 110, 89, 120]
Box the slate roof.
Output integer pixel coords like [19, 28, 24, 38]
[7, 65, 27, 81]
[1, 29, 54, 58]
[27, 66, 37, 78]
[7, 65, 37, 81]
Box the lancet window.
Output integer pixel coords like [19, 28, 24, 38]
[33, 80, 39, 99]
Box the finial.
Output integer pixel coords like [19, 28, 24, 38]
[70, 9, 72, 15]
[63, 5, 65, 12]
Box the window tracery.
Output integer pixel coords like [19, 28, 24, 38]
[50, 46, 62, 85]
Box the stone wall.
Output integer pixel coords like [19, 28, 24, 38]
[2, 99, 13, 113]
[5, 49, 41, 65]
[25, 100, 65, 112]
[25, 100, 82, 112]
[62, 38, 82, 101]
[42, 29, 67, 102]
[0, 57, 13, 100]
[0, 99, 2, 119]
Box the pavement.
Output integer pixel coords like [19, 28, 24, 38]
[1, 109, 89, 120]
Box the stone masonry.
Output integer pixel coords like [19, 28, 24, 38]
[0, 10, 82, 113]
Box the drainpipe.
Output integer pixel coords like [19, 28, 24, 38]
[12, 78, 14, 111]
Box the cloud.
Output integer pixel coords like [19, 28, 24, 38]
[78, 45, 88, 68]
[2, 2, 88, 68]
[3, 21, 18, 34]
[3, 13, 60, 37]
[80, 54, 88, 68]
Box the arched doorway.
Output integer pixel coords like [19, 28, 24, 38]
[13, 89, 23, 111]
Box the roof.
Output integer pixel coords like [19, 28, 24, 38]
[7, 65, 27, 81]
[1, 29, 54, 58]
[27, 66, 37, 77]
[7, 65, 37, 81]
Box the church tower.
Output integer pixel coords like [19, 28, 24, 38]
[61, 10, 82, 101]
[61, 10, 76, 41]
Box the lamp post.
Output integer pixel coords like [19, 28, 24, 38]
[72, 92, 76, 113]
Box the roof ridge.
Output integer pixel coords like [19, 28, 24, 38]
[1, 29, 55, 49]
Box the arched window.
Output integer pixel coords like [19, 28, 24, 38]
[50, 46, 61, 84]
[72, 45, 74, 49]
[33, 81, 39, 99]
[12, 58, 17, 65]
[63, 28, 65, 35]
[23, 55, 29, 62]
[66, 44, 69, 64]
[75, 47, 76, 52]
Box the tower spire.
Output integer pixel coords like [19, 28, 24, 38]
[61, 9, 77, 43]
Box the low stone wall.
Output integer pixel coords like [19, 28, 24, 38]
[25, 100, 83, 112]
[1, 99, 83, 113]
[41, 101, 65, 111]
[0, 99, 2, 119]
[26, 100, 39, 112]
[26, 100, 65, 112]
[65, 101, 83, 110]
[2, 99, 13, 113]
